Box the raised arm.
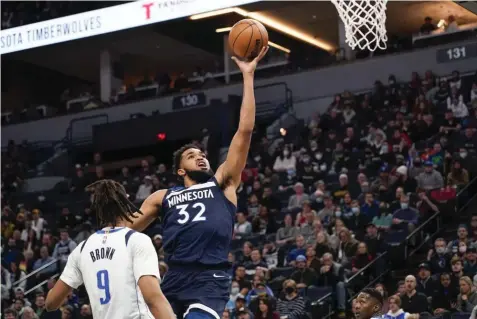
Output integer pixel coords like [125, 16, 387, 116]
[216, 46, 268, 189]
[126, 189, 167, 232]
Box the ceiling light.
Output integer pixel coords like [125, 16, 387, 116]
[215, 27, 232, 33]
[192, 7, 334, 51]
[216, 27, 291, 53]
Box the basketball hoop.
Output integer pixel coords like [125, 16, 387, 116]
[331, 0, 388, 51]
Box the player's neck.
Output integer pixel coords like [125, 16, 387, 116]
[103, 221, 128, 229]
[183, 177, 198, 188]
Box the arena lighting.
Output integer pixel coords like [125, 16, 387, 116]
[215, 27, 291, 54]
[191, 8, 335, 51]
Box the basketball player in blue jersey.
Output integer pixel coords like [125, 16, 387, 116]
[127, 45, 269, 319]
[354, 288, 385, 319]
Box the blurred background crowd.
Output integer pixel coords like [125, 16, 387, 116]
[2, 1, 477, 319]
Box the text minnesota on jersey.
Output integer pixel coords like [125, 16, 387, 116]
[166, 188, 214, 208]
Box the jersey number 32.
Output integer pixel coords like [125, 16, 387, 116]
[176, 203, 206, 224]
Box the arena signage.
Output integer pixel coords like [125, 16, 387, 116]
[0, 0, 259, 54]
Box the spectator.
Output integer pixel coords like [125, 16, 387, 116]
[416, 262, 437, 297]
[447, 159, 469, 187]
[431, 272, 458, 315]
[287, 183, 309, 211]
[361, 192, 380, 221]
[226, 281, 242, 311]
[446, 15, 459, 32]
[273, 147, 296, 174]
[337, 228, 358, 264]
[465, 247, 477, 277]
[386, 295, 419, 319]
[391, 194, 419, 233]
[52, 229, 77, 269]
[451, 256, 465, 286]
[33, 246, 58, 280]
[317, 253, 346, 316]
[276, 214, 298, 247]
[400, 275, 429, 314]
[234, 266, 252, 296]
[57, 208, 76, 231]
[448, 225, 471, 255]
[9, 261, 27, 292]
[80, 304, 93, 319]
[135, 175, 153, 202]
[314, 231, 334, 259]
[245, 249, 268, 277]
[350, 242, 373, 290]
[276, 280, 307, 319]
[415, 161, 444, 191]
[235, 212, 252, 240]
[287, 235, 306, 265]
[457, 276, 477, 312]
[290, 255, 318, 289]
[317, 196, 335, 226]
[255, 297, 279, 319]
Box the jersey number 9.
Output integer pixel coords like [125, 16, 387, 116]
[97, 270, 111, 304]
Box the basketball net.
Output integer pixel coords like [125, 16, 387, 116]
[331, 0, 388, 51]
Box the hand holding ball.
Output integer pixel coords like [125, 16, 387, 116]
[228, 19, 268, 60]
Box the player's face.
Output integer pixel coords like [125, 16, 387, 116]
[179, 148, 213, 183]
[355, 293, 379, 319]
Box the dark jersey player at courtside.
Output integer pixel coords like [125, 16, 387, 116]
[125, 46, 268, 319]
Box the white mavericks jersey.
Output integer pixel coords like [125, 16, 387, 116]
[60, 227, 160, 319]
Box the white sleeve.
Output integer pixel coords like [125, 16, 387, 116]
[59, 245, 83, 289]
[130, 233, 161, 284]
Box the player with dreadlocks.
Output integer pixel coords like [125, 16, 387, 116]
[46, 179, 175, 319]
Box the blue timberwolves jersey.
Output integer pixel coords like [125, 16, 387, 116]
[161, 177, 236, 266]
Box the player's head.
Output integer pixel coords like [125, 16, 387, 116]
[173, 143, 213, 184]
[85, 179, 142, 227]
[354, 288, 383, 319]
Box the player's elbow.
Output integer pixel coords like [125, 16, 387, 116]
[44, 297, 59, 312]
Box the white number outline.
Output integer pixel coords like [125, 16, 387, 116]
[176, 203, 206, 224]
[446, 46, 466, 60]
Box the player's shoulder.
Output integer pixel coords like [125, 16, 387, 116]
[124, 228, 153, 245]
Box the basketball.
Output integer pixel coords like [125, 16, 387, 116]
[228, 19, 268, 60]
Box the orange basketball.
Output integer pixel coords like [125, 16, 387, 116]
[228, 19, 268, 60]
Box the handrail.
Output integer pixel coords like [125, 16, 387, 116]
[12, 258, 58, 287]
[457, 176, 477, 197]
[346, 251, 388, 283]
[314, 292, 332, 305]
[405, 212, 440, 241]
[24, 273, 59, 296]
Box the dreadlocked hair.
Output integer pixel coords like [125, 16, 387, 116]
[172, 143, 204, 176]
[85, 179, 142, 227]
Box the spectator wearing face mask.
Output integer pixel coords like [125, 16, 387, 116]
[415, 161, 444, 191]
[457, 276, 477, 312]
[273, 147, 296, 174]
[227, 282, 242, 311]
[391, 195, 418, 234]
[448, 225, 471, 255]
[276, 280, 307, 319]
[428, 238, 451, 274]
